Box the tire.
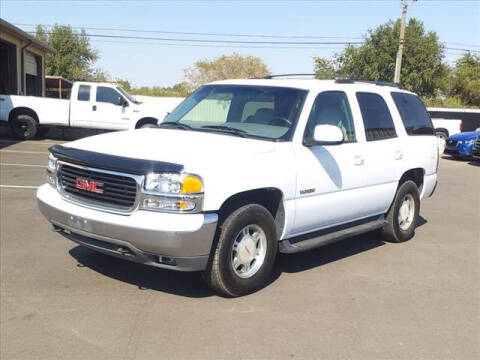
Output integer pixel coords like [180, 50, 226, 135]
[435, 131, 448, 141]
[202, 204, 278, 297]
[10, 114, 38, 140]
[140, 123, 157, 129]
[381, 180, 420, 243]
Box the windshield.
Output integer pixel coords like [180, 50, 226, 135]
[164, 85, 307, 141]
[117, 87, 141, 104]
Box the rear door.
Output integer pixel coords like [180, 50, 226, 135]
[69, 84, 93, 127]
[356, 92, 403, 215]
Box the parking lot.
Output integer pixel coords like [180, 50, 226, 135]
[0, 131, 479, 360]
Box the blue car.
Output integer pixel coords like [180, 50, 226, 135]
[444, 129, 480, 159]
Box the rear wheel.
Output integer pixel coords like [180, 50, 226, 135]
[10, 114, 38, 140]
[202, 204, 278, 297]
[381, 180, 420, 243]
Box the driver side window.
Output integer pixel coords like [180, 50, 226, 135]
[304, 91, 356, 143]
[96, 86, 123, 106]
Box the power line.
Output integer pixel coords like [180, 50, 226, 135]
[27, 31, 363, 45]
[90, 39, 346, 50]
[16, 23, 363, 40]
[19, 23, 480, 49]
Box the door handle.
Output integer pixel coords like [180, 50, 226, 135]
[354, 154, 364, 165]
[394, 150, 403, 160]
[92, 105, 97, 111]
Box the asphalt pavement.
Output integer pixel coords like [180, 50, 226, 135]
[0, 129, 479, 360]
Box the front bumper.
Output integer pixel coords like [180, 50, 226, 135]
[37, 184, 218, 271]
[444, 144, 474, 157]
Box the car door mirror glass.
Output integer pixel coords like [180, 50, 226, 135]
[312, 124, 344, 145]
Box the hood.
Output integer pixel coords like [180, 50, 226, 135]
[63, 128, 276, 171]
[448, 131, 479, 141]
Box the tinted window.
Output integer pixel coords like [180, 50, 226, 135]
[77, 85, 90, 101]
[391, 92, 434, 135]
[357, 92, 396, 141]
[96, 86, 122, 105]
[165, 85, 307, 141]
[305, 91, 356, 142]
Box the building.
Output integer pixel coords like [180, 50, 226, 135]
[0, 19, 55, 96]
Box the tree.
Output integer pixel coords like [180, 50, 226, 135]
[314, 19, 448, 98]
[35, 24, 106, 81]
[448, 53, 480, 107]
[129, 82, 191, 97]
[185, 53, 270, 89]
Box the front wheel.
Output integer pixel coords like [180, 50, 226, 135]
[381, 180, 420, 243]
[202, 204, 278, 297]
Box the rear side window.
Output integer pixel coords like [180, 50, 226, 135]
[356, 92, 397, 141]
[391, 92, 434, 135]
[77, 85, 90, 101]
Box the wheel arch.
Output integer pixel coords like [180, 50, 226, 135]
[398, 168, 425, 193]
[8, 107, 39, 123]
[217, 187, 285, 239]
[135, 117, 158, 129]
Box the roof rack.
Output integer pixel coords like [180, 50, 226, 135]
[334, 78, 404, 88]
[262, 73, 320, 79]
[258, 73, 404, 88]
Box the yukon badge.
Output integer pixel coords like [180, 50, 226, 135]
[75, 178, 104, 194]
[300, 188, 315, 195]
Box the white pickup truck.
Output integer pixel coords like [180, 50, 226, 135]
[0, 82, 182, 140]
[37, 78, 438, 297]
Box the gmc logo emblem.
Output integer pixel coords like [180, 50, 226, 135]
[75, 178, 104, 194]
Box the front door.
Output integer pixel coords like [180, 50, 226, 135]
[91, 86, 130, 130]
[291, 91, 367, 236]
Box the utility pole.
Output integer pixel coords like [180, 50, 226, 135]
[394, 0, 409, 84]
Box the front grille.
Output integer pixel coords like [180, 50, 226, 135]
[474, 137, 480, 150]
[446, 139, 458, 147]
[58, 164, 138, 210]
[473, 137, 480, 156]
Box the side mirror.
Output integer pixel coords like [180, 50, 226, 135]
[306, 124, 344, 146]
[120, 97, 128, 107]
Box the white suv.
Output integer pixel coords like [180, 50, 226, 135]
[37, 78, 438, 297]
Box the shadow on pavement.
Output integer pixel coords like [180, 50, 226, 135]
[69, 246, 215, 298]
[0, 124, 111, 144]
[69, 227, 406, 297]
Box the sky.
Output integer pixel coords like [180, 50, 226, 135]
[1, 0, 479, 87]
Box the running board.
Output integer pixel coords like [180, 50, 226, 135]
[279, 218, 388, 254]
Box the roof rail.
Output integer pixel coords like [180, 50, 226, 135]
[262, 73, 320, 79]
[335, 78, 404, 88]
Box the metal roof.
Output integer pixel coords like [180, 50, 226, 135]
[0, 18, 56, 53]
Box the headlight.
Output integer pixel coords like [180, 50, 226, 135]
[141, 173, 203, 212]
[48, 153, 57, 171]
[144, 173, 203, 194]
[46, 154, 57, 187]
[465, 139, 475, 145]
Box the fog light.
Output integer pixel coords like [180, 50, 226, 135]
[141, 197, 196, 211]
[46, 170, 56, 187]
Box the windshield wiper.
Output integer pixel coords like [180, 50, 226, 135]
[157, 122, 192, 130]
[200, 125, 247, 137]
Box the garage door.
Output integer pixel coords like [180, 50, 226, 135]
[25, 51, 37, 76]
